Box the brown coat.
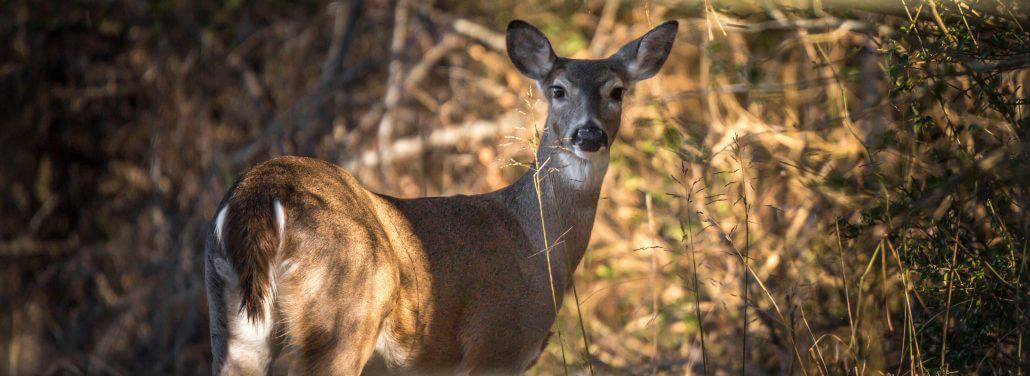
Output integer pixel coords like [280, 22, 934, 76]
[204, 19, 677, 375]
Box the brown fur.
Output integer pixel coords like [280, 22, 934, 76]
[206, 19, 677, 375]
[216, 156, 553, 373]
[221, 170, 286, 318]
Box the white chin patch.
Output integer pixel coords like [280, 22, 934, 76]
[572, 146, 607, 160]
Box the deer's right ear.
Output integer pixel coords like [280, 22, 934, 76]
[506, 20, 556, 80]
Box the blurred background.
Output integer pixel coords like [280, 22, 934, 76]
[0, 0, 1026, 374]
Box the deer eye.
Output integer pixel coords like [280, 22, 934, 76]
[549, 86, 566, 99]
[610, 87, 626, 101]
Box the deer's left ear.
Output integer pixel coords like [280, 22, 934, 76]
[610, 21, 678, 81]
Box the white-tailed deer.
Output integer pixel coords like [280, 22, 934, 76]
[205, 19, 677, 375]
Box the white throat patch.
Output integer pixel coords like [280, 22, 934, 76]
[552, 150, 609, 190]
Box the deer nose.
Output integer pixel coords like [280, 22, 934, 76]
[571, 125, 608, 152]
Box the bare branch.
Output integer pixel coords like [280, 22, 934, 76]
[343, 111, 521, 169]
[663, 0, 1028, 25]
[418, 7, 507, 52]
[232, 0, 365, 165]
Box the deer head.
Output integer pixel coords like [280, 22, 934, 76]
[506, 20, 678, 189]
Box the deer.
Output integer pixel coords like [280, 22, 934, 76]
[205, 19, 677, 375]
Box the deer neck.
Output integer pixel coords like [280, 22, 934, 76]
[493, 142, 609, 293]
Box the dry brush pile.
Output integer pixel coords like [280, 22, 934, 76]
[0, 0, 1025, 374]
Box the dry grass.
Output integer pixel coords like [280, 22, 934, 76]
[0, 0, 1025, 374]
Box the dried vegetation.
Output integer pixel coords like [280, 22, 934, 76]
[0, 0, 1026, 374]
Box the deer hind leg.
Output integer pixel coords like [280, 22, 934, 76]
[291, 312, 383, 375]
[207, 253, 278, 375]
[206, 207, 278, 375]
[278, 246, 397, 374]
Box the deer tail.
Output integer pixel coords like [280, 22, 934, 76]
[214, 192, 287, 320]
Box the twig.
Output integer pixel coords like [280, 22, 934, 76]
[376, 0, 412, 165]
[419, 6, 506, 52]
[732, 138, 752, 375]
[588, 0, 621, 56]
[403, 34, 464, 92]
[232, 61, 372, 165]
[834, 222, 858, 362]
[668, 0, 1028, 27]
[726, 17, 881, 34]
[681, 173, 710, 375]
[531, 157, 570, 376]
[452, 18, 506, 52]
[0, 236, 79, 257]
[940, 228, 960, 371]
[569, 279, 595, 375]
[231, 0, 365, 165]
[703, 212, 808, 376]
[964, 53, 1030, 74]
[341, 111, 521, 169]
[927, 0, 957, 43]
[645, 193, 660, 372]
[320, 0, 362, 84]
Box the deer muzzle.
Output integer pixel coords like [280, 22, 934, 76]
[571, 126, 608, 152]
